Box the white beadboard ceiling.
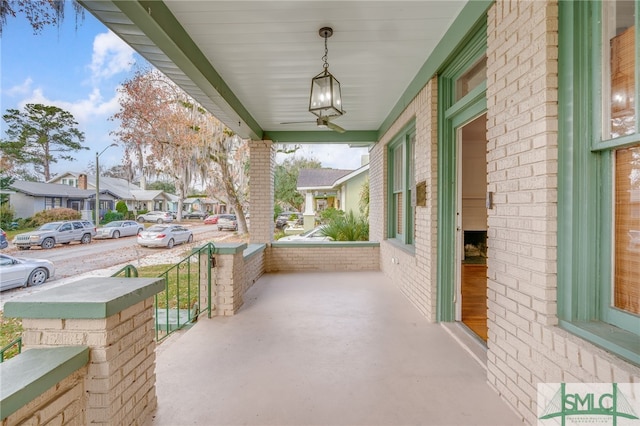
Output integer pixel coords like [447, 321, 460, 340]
[80, 1, 468, 141]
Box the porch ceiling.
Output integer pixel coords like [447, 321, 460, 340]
[78, 1, 482, 144]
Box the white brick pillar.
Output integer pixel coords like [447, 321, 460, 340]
[249, 140, 275, 243]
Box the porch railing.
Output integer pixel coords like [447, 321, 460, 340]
[0, 337, 22, 363]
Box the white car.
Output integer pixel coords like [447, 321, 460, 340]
[0, 253, 55, 291]
[137, 224, 193, 248]
[278, 225, 332, 242]
[96, 220, 144, 239]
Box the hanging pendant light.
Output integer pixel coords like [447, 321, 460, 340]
[309, 27, 345, 119]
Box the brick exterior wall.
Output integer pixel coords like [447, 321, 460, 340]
[3, 368, 87, 426]
[267, 245, 380, 272]
[369, 80, 439, 321]
[20, 298, 157, 425]
[249, 140, 275, 244]
[486, 1, 640, 423]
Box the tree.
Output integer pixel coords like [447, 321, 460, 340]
[147, 181, 176, 194]
[274, 157, 322, 212]
[0, 0, 84, 35]
[1, 104, 87, 181]
[112, 69, 249, 231]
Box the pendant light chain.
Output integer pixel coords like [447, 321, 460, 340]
[322, 35, 329, 70]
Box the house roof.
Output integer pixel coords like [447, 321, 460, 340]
[333, 164, 370, 187]
[49, 171, 143, 200]
[11, 181, 95, 198]
[130, 190, 169, 202]
[297, 169, 353, 190]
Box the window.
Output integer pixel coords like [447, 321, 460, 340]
[388, 125, 415, 245]
[559, 0, 639, 364]
[61, 178, 77, 187]
[44, 197, 62, 210]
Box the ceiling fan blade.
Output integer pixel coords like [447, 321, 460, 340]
[326, 121, 346, 133]
[280, 120, 316, 124]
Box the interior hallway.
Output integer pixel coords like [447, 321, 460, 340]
[152, 271, 521, 425]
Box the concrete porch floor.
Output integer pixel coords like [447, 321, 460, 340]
[152, 271, 523, 425]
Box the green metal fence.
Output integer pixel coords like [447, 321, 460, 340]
[153, 243, 215, 341]
[0, 337, 22, 363]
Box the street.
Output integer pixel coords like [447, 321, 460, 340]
[0, 223, 242, 309]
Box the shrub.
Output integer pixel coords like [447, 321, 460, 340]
[321, 210, 369, 241]
[102, 211, 124, 224]
[0, 203, 15, 228]
[32, 208, 81, 225]
[115, 200, 128, 215]
[319, 207, 344, 224]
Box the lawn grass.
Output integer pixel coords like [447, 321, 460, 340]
[0, 312, 23, 360]
[136, 263, 200, 310]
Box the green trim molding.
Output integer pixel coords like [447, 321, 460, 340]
[0, 346, 89, 421]
[3, 277, 165, 319]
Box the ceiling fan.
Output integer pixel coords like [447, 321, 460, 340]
[281, 27, 346, 134]
[280, 116, 346, 133]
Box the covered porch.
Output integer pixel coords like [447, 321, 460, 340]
[153, 271, 521, 425]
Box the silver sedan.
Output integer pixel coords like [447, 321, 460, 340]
[96, 220, 144, 239]
[0, 254, 55, 291]
[137, 224, 193, 248]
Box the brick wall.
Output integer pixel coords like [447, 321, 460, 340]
[486, 1, 640, 423]
[370, 79, 439, 321]
[20, 298, 157, 425]
[249, 140, 275, 244]
[267, 244, 380, 272]
[3, 368, 86, 426]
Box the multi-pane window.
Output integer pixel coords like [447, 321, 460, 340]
[388, 127, 415, 245]
[600, 1, 639, 330]
[559, 0, 639, 362]
[44, 197, 62, 210]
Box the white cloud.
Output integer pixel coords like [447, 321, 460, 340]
[5, 78, 33, 97]
[20, 87, 120, 124]
[89, 31, 136, 82]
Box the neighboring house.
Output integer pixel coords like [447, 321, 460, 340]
[49, 172, 176, 213]
[297, 165, 369, 230]
[7, 180, 116, 221]
[183, 197, 220, 214]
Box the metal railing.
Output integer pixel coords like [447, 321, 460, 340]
[153, 243, 215, 341]
[0, 337, 22, 363]
[111, 264, 139, 278]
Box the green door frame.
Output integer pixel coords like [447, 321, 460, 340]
[436, 23, 488, 322]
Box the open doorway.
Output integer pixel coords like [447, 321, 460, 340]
[455, 113, 488, 341]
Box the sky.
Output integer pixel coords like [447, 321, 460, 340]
[1, 3, 369, 181]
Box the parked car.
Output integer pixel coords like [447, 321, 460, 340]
[204, 214, 220, 224]
[12, 220, 96, 250]
[217, 214, 238, 231]
[0, 253, 54, 290]
[0, 228, 8, 250]
[96, 220, 144, 239]
[182, 211, 207, 220]
[278, 225, 331, 242]
[275, 212, 302, 230]
[136, 211, 174, 223]
[137, 224, 193, 248]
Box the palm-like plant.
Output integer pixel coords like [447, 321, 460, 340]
[320, 210, 369, 241]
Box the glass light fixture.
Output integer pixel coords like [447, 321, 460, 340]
[309, 27, 345, 119]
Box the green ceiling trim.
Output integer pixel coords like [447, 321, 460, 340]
[378, 0, 493, 138]
[263, 130, 378, 144]
[111, 0, 263, 140]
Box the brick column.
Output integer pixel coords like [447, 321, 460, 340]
[248, 140, 275, 243]
[4, 277, 164, 425]
[211, 243, 248, 315]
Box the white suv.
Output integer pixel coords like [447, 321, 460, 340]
[136, 211, 174, 223]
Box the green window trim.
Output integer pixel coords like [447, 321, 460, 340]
[558, 0, 640, 366]
[436, 19, 488, 322]
[387, 121, 416, 246]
